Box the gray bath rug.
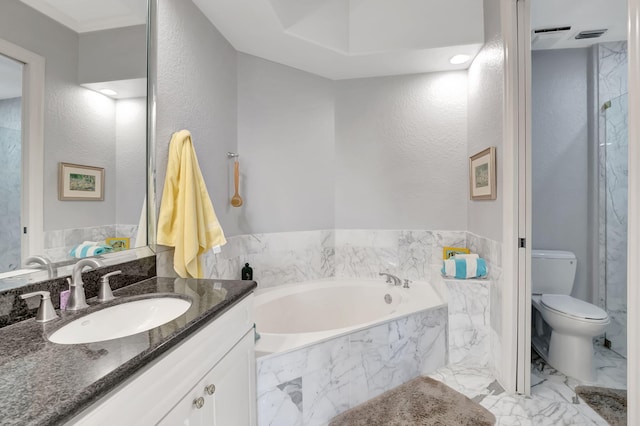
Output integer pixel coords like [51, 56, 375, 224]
[328, 376, 496, 426]
[575, 386, 627, 426]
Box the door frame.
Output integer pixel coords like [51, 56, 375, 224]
[507, 0, 640, 422]
[500, 0, 531, 395]
[0, 38, 45, 262]
[626, 0, 640, 423]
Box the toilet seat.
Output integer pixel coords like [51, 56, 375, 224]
[540, 294, 608, 320]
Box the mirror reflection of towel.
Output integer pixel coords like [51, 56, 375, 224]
[135, 199, 147, 248]
[70, 241, 113, 258]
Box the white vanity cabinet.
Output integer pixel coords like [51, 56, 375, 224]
[69, 295, 256, 426]
[159, 330, 255, 425]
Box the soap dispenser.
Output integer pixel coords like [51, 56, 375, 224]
[241, 263, 253, 280]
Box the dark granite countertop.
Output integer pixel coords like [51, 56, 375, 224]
[0, 277, 256, 426]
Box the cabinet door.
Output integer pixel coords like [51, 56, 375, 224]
[158, 330, 256, 426]
[204, 330, 256, 425]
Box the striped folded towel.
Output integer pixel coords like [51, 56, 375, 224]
[451, 253, 479, 260]
[70, 241, 113, 259]
[441, 256, 488, 279]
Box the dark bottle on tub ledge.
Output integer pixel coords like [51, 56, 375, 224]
[242, 263, 253, 280]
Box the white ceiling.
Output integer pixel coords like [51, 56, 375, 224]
[81, 78, 147, 100]
[531, 0, 627, 50]
[192, 0, 629, 79]
[192, 0, 485, 80]
[14, 0, 626, 85]
[19, 0, 147, 33]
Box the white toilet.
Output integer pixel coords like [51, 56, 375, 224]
[531, 249, 609, 382]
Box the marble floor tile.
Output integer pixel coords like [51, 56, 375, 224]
[531, 344, 627, 391]
[428, 345, 626, 426]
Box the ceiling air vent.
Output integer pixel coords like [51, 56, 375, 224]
[575, 29, 608, 39]
[532, 26, 571, 49]
[533, 26, 572, 34]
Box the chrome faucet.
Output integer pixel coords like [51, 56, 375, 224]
[379, 272, 402, 286]
[25, 255, 57, 279]
[67, 258, 104, 311]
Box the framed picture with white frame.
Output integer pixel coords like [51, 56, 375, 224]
[58, 162, 105, 201]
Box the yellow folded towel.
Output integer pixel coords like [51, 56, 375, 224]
[157, 130, 226, 278]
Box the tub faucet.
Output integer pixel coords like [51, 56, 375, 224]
[24, 255, 57, 279]
[379, 272, 401, 286]
[67, 258, 104, 311]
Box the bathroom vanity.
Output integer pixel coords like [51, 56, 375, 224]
[0, 277, 256, 425]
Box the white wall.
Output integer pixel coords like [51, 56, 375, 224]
[237, 53, 335, 234]
[116, 97, 147, 225]
[235, 54, 468, 234]
[466, 0, 504, 386]
[532, 48, 590, 301]
[156, 0, 240, 236]
[467, 0, 503, 242]
[335, 72, 468, 230]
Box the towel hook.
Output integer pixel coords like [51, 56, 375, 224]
[227, 152, 239, 159]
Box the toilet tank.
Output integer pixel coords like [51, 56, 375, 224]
[531, 250, 576, 295]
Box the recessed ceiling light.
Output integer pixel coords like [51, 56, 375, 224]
[99, 88, 118, 96]
[449, 54, 470, 65]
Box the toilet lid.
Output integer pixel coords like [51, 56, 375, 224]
[540, 294, 608, 320]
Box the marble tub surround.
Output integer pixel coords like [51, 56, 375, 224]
[0, 254, 156, 328]
[256, 306, 448, 426]
[335, 229, 467, 282]
[466, 231, 502, 281]
[467, 231, 504, 378]
[0, 277, 256, 426]
[444, 278, 491, 367]
[157, 230, 335, 287]
[180, 228, 495, 288]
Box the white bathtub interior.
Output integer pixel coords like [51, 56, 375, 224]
[254, 278, 446, 356]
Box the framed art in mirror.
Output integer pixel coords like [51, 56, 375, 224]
[58, 163, 105, 201]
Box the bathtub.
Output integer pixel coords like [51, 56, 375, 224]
[254, 278, 446, 355]
[255, 279, 449, 425]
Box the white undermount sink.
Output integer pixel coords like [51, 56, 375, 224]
[48, 297, 192, 345]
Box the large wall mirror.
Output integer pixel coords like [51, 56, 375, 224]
[0, 0, 154, 289]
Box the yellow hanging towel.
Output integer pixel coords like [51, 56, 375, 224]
[157, 130, 226, 278]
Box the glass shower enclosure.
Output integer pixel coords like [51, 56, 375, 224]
[603, 93, 628, 358]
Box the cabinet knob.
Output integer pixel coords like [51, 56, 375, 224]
[205, 384, 216, 395]
[193, 397, 205, 409]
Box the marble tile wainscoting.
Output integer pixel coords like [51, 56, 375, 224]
[256, 306, 448, 426]
[162, 229, 501, 288]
